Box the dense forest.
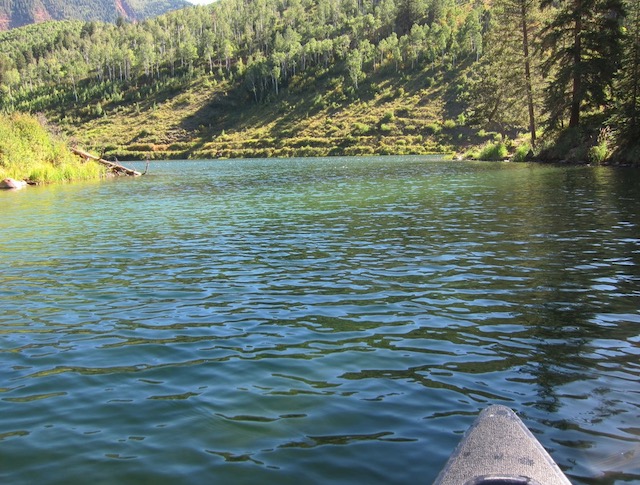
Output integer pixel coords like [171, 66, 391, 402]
[0, 0, 638, 163]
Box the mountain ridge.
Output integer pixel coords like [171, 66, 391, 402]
[0, 0, 189, 31]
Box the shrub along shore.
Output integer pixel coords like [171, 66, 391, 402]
[1, 112, 632, 190]
[0, 113, 105, 184]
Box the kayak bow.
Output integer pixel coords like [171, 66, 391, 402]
[434, 405, 572, 485]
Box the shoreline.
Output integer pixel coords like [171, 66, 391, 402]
[99, 144, 639, 167]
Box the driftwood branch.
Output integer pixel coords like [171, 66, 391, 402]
[71, 147, 142, 177]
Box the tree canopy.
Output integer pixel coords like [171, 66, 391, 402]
[0, 0, 637, 163]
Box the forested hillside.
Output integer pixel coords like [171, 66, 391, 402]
[0, 0, 188, 31]
[0, 0, 638, 163]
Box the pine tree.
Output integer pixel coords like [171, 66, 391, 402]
[541, 0, 625, 129]
[466, 0, 543, 142]
[502, 0, 541, 145]
[396, 0, 426, 36]
[612, 0, 640, 147]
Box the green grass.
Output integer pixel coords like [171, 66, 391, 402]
[478, 142, 508, 161]
[588, 142, 608, 164]
[49, 62, 488, 160]
[0, 113, 106, 183]
[512, 143, 531, 163]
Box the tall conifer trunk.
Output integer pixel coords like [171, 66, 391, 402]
[631, 3, 640, 131]
[570, 0, 582, 128]
[520, 1, 537, 146]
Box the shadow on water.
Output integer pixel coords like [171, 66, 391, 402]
[502, 167, 640, 482]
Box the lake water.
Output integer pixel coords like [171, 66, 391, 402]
[1, 156, 639, 484]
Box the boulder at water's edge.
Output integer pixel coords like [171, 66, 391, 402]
[0, 178, 28, 189]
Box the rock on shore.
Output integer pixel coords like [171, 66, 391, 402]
[0, 178, 28, 189]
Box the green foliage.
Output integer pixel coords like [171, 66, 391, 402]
[537, 127, 600, 162]
[588, 128, 611, 164]
[512, 143, 531, 162]
[588, 142, 608, 165]
[425, 122, 442, 135]
[381, 110, 395, 123]
[466, 0, 542, 146]
[541, 0, 625, 128]
[478, 142, 508, 161]
[610, 0, 640, 151]
[312, 93, 325, 108]
[352, 122, 371, 135]
[464, 147, 480, 159]
[0, 0, 490, 115]
[0, 0, 636, 164]
[443, 119, 456, 129]
[0, 112, 104, 183]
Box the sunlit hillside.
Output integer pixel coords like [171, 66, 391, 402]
[0, 0, 638, 163]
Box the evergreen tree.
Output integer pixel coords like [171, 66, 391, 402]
[466, 0, 543, 143]
[396, 0, 426, 36]
[612, 0, 640, 147]
[502, 0, 541, 145]
[541, 0, 625, 129]
[466, 35, 527, 139]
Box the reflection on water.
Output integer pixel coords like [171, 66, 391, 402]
[1, 157, 639, 484]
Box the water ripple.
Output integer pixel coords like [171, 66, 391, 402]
[1, 158, 639, 484]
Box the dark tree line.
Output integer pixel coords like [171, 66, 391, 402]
[464, 0, 637, 159]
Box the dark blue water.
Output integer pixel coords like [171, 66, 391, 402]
[1, 157, 639, 484]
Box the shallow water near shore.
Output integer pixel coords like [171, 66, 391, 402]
[1, 156, 639, 484]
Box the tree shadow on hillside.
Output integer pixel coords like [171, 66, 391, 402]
[181, 70, 338, 149]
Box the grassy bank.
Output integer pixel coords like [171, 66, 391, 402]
[53, 64, 507, 161]
[31, 65, 628, 165]
[0, 113, 105, 184]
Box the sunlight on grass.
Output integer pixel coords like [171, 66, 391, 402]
[0, 113, 106, 183]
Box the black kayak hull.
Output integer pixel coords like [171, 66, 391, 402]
[434, 405, 572, 485]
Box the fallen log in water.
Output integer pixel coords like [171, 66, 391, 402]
[71, 147, 142, 177]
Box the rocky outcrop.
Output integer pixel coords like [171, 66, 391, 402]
[0, 0, 189, 31]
